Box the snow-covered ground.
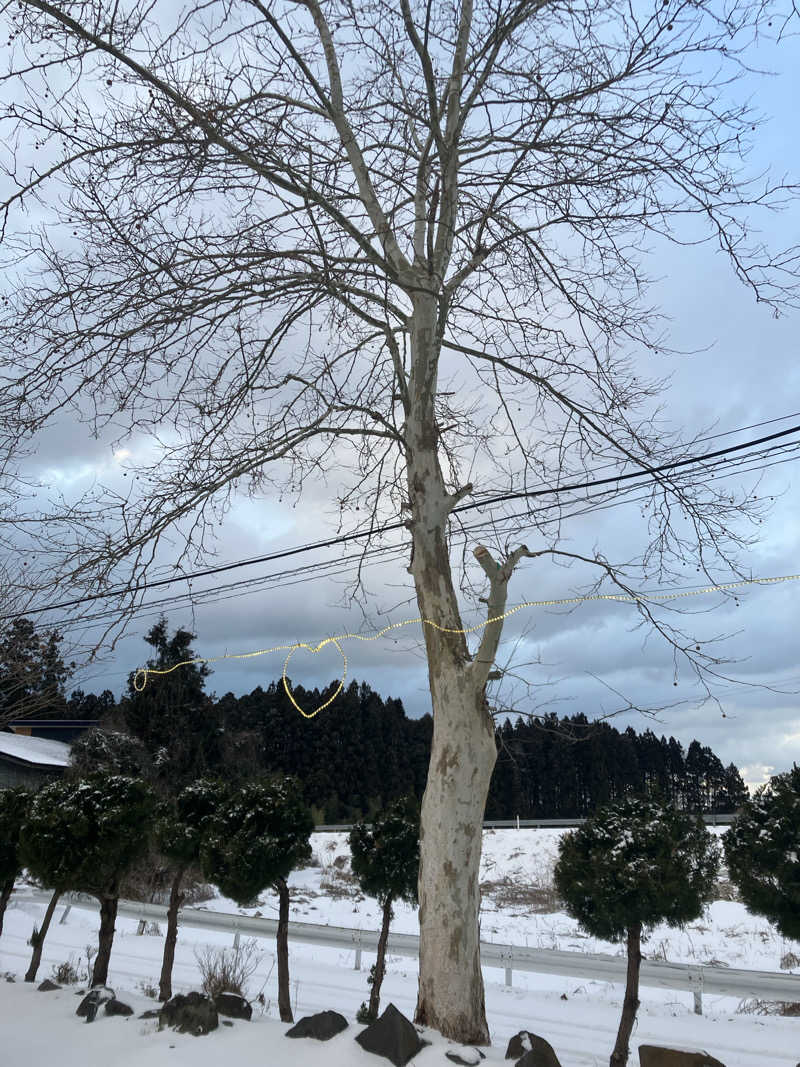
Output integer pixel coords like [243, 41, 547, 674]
[2, 828, 799, 1066]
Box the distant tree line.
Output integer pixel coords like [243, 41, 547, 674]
[487, 713, 748, 819]
[4, 617, 748, 819]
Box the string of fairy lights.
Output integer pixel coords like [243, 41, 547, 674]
[132, 571, 800, 719]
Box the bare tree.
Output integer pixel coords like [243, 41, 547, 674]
[0, 0, 797, 1042]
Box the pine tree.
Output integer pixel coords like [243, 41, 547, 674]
[122, 618, 220, 786]
[554, 797, 719, 1067]
[201, 778, 313, 1022]
[349, 797, 420, 1020]
[0, 787, 31, 935]
[724, 765, 800, 940]
[20, 775, 155, 984]
[68, 728, 150, 779]
[154, 778, 229, 1000]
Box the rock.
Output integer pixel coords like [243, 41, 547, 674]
[446, 1047, 486, 1065]
[517, 1047, 563, 1067]
[222, 1020, 234, 1027]
[639, 1047, 726, 1067]
[76, 986, 115, 1023]
[159, 992, 218, 1036]
[139, 1009, 160, 1019]
[5, 974, 16, 982]
[105, 998, 134, 1017]
[505, 1031, 562, 1066]
[286, 1009, 348, 1041]
[355, 1003, 430, 1067]
[37, 979, 61, 992]
[214, 991, 252, 1021]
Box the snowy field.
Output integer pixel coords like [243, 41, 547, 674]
[2, 828, 799, 1066]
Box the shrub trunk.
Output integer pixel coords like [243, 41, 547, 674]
[92, 895, 118, 987]
[25, 888, 61, 982]
[0, 876, 14, 936]
[275, 876, 292, 1022]
[610, 922, 642, 1067]
[369, 897, 394, 1019]
[159, 866, 185, 1001]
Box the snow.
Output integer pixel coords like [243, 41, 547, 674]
[0, 732, 71, 767]
[2, 828, 799, 1066]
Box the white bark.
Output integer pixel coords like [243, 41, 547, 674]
[405, 292, 526, 1043]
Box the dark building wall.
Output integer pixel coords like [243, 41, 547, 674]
[0, 755, 64, 790]
[8, 719, 98, 743]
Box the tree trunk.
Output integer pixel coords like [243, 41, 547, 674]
[369, 897, 394, 1019]
[92, 896, 118, 987]
[610, 923, 642, 1067]
[407, 292, 498, 1045]
[0, 876, 14, 937]
[275, 877, 293, 1023]
[25, 888, 61, 982]
[159, 867, 185, 1001]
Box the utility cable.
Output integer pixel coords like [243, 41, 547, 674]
[6, 420, 800, 623]
[43, 435, 800, 636]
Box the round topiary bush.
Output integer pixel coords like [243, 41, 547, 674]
[724, 764, 800, 940]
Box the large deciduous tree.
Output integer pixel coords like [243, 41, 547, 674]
[0, 0, 797, 1042]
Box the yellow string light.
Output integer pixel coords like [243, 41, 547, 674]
[132, 571, 800, 717]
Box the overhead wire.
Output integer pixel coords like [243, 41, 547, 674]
[49, 433, 800, 635]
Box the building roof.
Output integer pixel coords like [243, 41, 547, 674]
[0, 732, 71, 768]
[9, 719, 99, 729]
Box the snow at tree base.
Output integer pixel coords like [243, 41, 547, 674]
[2, 828, 800, 1066]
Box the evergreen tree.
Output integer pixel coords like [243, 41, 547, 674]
[122, 618, 220, 786]
[20, 775, 155, 984]
[0, 787, 31, 935]
[554, 797, 719, 1067]
[349, 797, 420, 1020]
[718, 763, 749, 812]
[201, 778, 313, 1022]
[69, 728, 150, 779]
[724, 765, 800, 939]
[0, 617, 75, 725]
[66, 688, 116, 719]
[154, 778, 229, 1000]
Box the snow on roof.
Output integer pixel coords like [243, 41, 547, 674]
[0, 732, 71, 767]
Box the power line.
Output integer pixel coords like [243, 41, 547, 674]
[25, 433, 800, 637]
[6, 420, 800, 624]
[43, 441, 800, 638]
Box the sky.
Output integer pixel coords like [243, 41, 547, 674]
[1, 2, 799, 793]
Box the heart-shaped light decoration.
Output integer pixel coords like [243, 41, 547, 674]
[282, 636, 347, 719]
